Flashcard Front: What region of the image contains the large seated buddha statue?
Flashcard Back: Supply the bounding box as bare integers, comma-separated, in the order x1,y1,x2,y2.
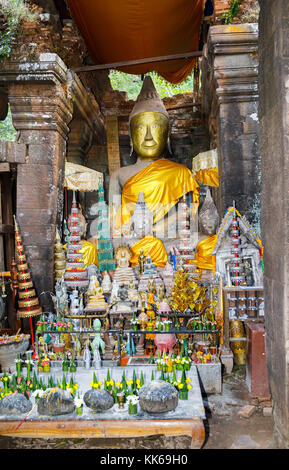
109,76,200,266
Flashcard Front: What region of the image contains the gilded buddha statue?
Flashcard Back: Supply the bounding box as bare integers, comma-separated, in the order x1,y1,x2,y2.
109,76,199,266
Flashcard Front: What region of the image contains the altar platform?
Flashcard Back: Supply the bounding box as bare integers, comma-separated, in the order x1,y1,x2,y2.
0,365,206,448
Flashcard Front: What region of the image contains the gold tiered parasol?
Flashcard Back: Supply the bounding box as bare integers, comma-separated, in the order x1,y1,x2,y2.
14,216,42,357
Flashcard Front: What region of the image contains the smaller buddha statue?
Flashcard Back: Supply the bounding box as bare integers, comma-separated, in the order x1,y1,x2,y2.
112,245,136,286
114,283,133,313
148,276,157,294
157,284,165,302
128,279,141,308
85,275,108,311
101,271,112,295
138,248,146,276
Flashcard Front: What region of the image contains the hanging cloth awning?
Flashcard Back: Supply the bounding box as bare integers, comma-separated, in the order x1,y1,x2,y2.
65,0,205,84
64,162,103,192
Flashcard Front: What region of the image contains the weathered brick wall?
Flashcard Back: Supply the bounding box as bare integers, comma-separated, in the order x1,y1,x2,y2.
258,0,289,448
214,0,259,23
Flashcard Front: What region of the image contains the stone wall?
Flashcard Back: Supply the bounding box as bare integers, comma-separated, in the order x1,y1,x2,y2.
258,0,289,448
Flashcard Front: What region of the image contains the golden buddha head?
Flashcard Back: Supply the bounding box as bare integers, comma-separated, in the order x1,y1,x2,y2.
129,76,170,160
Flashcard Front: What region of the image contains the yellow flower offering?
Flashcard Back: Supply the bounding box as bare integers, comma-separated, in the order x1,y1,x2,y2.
178,383,184,389
187,385,192,390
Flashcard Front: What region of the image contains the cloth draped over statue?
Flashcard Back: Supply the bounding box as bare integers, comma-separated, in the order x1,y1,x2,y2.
130,236,168,268
193,234,218,273
114,159,200,230
66,0,205,83
192,149,219,187
79,240,99,268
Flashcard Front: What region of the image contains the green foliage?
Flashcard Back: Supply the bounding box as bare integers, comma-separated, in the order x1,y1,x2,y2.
0,105,17,141
109,70,195,100
220,0,241,24
0,0,38,57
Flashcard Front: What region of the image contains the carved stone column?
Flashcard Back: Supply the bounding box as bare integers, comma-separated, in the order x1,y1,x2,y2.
202,24,260,232
0,54,73,310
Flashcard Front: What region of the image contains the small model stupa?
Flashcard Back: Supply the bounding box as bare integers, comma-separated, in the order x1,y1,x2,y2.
54,229,66,280
64,192,89,290
230,202,245,286
176,193,196,272
14,216,42,318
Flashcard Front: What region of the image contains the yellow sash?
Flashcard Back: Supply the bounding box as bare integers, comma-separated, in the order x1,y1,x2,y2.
115,158,199,230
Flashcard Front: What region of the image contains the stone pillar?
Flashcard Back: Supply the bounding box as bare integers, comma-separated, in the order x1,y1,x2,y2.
0,54,73,310
202,24,261,232
258,0,289,448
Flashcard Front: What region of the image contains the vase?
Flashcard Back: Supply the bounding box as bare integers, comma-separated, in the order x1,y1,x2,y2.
128,403,138,415
76,406,83,415
164,324,170,332
179,389,188,400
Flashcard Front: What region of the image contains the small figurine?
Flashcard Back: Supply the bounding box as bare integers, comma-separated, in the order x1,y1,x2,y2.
138,249,146,275
83,340,91,369
93,346,102,369
91,318,106,355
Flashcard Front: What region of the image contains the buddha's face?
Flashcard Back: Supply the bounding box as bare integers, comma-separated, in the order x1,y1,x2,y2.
130,112,169,159
199,212,219,235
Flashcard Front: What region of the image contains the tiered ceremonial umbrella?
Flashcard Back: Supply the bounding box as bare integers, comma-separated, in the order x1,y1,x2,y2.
14,216,42,357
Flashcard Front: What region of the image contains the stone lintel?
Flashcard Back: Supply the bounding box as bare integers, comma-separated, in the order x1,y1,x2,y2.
0,53,67,86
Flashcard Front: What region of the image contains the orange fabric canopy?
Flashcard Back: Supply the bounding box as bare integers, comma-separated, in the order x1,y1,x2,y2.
66,0,205,83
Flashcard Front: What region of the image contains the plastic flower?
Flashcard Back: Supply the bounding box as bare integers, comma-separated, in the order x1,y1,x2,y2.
74,397,83,408
115,382,122,389
187,384,192,390
126,380,133,386
90,382,99,389
178,383,184,390
186,378,191,383
127,395,139,405
32,389,45,398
